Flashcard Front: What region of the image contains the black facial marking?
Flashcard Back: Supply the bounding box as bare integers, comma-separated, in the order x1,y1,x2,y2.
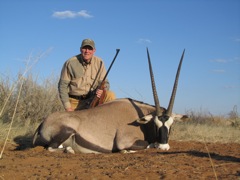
160,115,170,124
155,115,171,144
158,125,169,144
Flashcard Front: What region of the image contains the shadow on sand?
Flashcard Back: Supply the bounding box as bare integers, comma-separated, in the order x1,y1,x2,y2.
159,150,240,163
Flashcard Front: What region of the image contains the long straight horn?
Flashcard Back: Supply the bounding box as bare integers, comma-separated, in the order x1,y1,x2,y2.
166,49,185,116
147,47,162,116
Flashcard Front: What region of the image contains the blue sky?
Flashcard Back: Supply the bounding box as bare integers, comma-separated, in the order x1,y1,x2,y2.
0,0,239,115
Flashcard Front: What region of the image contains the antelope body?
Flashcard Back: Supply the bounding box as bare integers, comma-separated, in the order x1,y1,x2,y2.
33,99,169,153
32,48,185,153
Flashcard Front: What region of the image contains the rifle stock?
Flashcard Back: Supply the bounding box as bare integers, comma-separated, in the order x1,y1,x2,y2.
89,81,106,108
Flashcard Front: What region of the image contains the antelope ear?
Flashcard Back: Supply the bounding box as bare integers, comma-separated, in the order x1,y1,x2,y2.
172,113,189,122
137,114,153,124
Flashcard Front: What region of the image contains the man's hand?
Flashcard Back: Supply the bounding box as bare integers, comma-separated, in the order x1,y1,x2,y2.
96,89,103,98
66,107,74,112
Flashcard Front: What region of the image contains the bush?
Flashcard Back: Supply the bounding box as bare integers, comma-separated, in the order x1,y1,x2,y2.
0,71,64,131
185,107,239,128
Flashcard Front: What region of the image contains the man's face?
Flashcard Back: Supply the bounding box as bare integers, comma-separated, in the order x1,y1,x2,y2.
81,46,96,62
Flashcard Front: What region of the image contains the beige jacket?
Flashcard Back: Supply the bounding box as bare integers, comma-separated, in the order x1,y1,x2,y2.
58,54,110,109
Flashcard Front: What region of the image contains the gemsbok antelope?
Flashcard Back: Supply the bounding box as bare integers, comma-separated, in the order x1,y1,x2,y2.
32,48,185,153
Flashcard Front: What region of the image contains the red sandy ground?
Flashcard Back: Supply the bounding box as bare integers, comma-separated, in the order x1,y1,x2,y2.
0,140,239,180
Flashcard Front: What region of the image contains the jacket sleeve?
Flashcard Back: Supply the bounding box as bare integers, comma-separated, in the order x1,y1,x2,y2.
58,62,71,109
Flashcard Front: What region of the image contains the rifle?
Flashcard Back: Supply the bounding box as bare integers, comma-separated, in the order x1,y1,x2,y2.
89,49,120,108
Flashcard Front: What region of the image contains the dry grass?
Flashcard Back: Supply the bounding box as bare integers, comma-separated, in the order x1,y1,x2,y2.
171,122,240,144
170,107,240,144
0,52,63,146
0,72,63,143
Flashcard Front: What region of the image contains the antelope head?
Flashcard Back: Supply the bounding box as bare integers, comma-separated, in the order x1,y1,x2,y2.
145,48,185,150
